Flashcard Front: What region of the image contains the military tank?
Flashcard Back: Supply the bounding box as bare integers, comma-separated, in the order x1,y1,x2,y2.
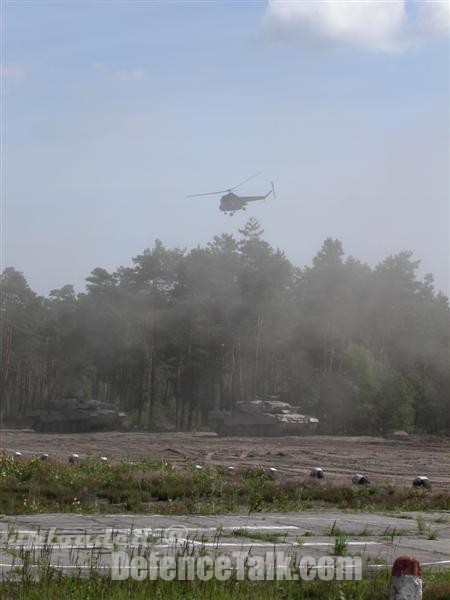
209,396,319,437
27,399,126,433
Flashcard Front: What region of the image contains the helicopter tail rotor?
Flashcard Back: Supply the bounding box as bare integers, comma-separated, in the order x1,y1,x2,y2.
271,181,276,200
264,181,276,202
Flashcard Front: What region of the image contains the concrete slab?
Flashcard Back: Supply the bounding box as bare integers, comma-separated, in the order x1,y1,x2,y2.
0,510,448,579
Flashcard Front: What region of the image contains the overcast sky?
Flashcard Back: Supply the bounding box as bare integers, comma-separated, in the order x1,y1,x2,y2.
2,0,449,296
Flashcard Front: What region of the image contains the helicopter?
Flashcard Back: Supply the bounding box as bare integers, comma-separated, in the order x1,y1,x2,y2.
187,174,275,216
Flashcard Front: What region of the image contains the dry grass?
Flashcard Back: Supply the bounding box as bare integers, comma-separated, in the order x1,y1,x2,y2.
0,456,449,515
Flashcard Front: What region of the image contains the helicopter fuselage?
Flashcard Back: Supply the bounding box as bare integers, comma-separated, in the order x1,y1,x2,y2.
219,193,246,212
219,192,268,214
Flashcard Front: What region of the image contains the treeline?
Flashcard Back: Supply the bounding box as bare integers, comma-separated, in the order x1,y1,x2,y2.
1,219,449,434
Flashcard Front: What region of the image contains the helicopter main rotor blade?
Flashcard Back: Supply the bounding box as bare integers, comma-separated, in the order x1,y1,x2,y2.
230,171,262,192
186,172,261,198
186,189,229,198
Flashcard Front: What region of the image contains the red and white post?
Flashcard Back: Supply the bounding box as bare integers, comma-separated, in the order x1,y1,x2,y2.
390,556,422,600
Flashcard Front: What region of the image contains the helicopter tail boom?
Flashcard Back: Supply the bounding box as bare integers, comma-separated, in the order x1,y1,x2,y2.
241,181,275,204
239,195,266,203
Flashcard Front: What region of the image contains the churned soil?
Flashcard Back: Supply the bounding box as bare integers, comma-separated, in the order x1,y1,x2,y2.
1,429,449,492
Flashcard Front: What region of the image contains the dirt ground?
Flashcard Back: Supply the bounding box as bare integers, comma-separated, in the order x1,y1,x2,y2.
1,429,449,491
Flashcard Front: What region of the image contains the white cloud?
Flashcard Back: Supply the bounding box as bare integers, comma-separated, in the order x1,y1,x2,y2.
263,0,450,52
0,65,26,80
113,67,146,82
414,0,450,37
